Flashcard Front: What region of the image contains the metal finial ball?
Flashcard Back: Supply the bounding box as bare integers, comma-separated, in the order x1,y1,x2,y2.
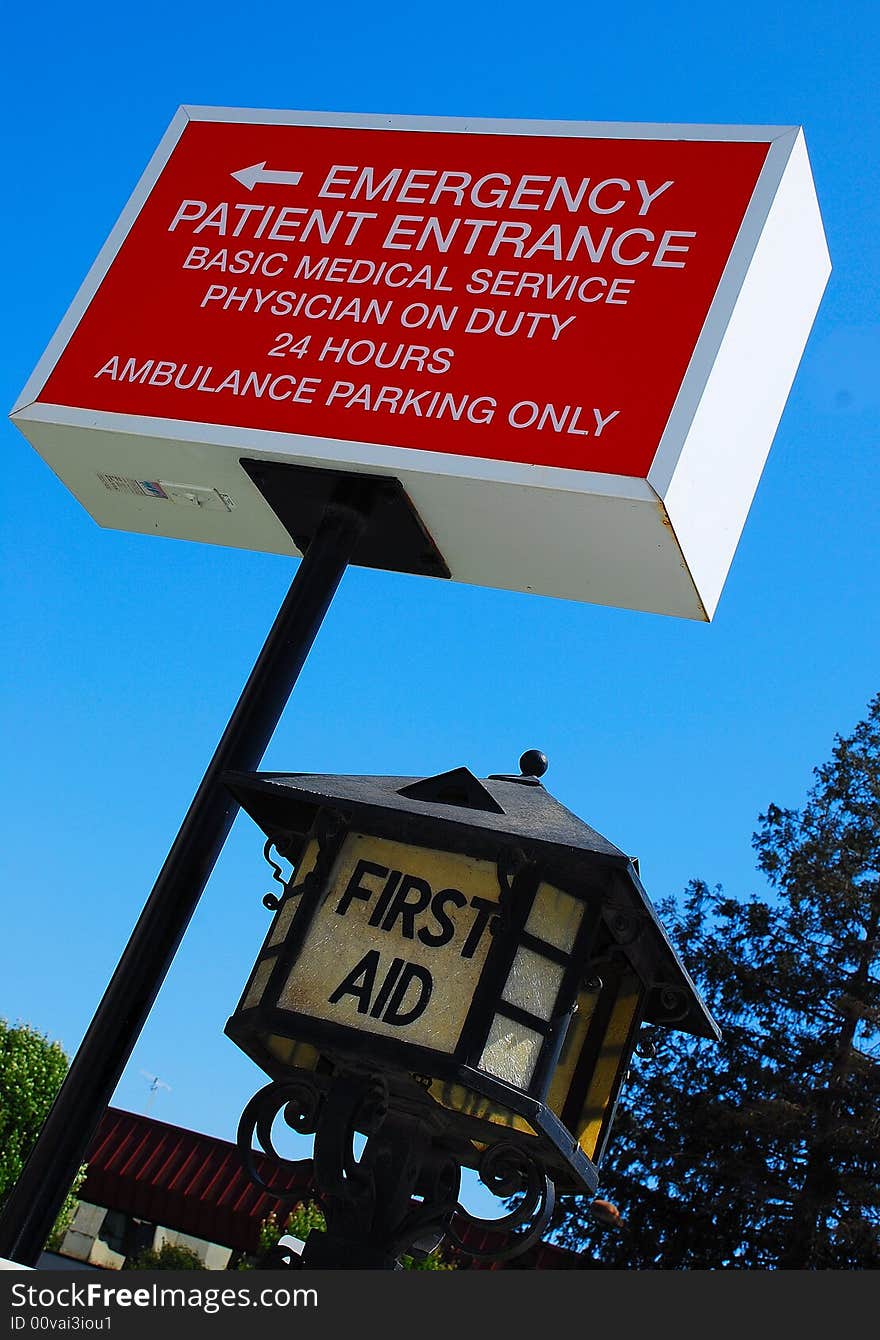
519,749,548,778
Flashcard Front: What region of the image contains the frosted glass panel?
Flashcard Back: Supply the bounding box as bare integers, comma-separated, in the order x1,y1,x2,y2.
268,897,299,947
277,830,500,1054
501,946,565,1021
242,957,275,1009
525,883,584,952
478,1015,543,1088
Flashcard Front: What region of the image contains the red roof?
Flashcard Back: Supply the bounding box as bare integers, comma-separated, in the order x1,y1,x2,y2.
81,1107,581,1267
81,1107,312,1254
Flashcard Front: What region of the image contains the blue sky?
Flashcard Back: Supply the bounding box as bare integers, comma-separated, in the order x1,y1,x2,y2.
1,1,878,1222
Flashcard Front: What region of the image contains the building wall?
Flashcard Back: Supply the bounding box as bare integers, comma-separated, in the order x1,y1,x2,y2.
58,1201,232,1271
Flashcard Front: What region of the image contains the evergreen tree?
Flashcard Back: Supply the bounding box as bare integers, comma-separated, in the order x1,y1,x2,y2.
556,694,880,1269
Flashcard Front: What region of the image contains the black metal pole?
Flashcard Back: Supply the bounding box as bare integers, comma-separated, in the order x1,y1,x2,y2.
0,486,374,1266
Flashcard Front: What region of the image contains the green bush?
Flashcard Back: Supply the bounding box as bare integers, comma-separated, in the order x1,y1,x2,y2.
124,1242,206,1270
44,1163,88,1252
247,1202,455,1270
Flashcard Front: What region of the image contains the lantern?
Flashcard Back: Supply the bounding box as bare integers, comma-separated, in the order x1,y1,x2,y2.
225,752,719,1266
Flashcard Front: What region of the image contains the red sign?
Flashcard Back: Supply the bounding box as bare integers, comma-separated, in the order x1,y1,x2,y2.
37,119,767,478
12,111,830,620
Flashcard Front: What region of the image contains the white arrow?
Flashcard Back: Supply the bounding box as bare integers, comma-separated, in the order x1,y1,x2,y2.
231,162,303,191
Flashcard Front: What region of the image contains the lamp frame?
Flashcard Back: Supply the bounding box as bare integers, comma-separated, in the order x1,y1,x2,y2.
225,804,654,1194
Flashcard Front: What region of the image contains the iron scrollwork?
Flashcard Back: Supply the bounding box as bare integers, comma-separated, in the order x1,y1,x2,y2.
445,1140,556,1262
261,808,349,912
606,905,642,946
651,983,690,1024
235,1070,558,1267
236,1077,324,1201
261,838,293,912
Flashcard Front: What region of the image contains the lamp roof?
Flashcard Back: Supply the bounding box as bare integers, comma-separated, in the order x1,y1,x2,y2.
225,764,628,863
